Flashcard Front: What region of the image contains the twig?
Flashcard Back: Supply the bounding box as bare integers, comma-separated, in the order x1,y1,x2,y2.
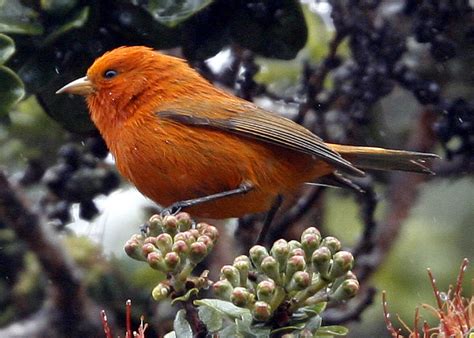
322,287,377,324
351,182,378,258
183,295,207,338
266,187,324,245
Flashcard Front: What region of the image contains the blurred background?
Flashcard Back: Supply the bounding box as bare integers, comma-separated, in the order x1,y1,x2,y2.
0,0,472,337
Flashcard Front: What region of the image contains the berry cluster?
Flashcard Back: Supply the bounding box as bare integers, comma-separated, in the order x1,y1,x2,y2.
407,1,470,62
213,227,358,324
435,98,474,159
42,135,119,224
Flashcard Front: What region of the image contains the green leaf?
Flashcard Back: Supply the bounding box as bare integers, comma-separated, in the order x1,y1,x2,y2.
194,299,251,319
230,0,307,60
304,315,322,333
0,33,14,64
43,7,89,46
171,288,199,305
316,325,349,336
198,304,223,332
218,323,238,337
174,309,193,338
0,66,25,115
271,323,306,335
40,0,78,16
141,0,214,28
301,302,327,315
0,1,43,35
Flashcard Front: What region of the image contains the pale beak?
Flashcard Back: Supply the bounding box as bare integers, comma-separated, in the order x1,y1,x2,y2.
56,76,94,96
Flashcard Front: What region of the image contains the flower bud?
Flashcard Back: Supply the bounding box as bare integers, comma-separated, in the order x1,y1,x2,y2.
174,231,196,246
312,247,331,278
234,255,251,265
256,280,275,303
230,287,253,307
270,239,289,271
212,279,233,300
189,241,208,264
331,279,359,301
152,282,170,301
301,227,321,238
288,271,311,291
249,245,269,268
197,235,213,250
147,251,165,271
320,236,341,255
189,229,200,239
124,236,146,261
252,301,272,321
142,242,158,257
143,236,157,246
301,233,321,259
290,248,305,257
233,259,250,287
288,240,302,253
162,215,178,236
176,212,193,231
155,233,173,254
221,265,240,287
148,214,164,235
164,252,181,272
260,256,280,283
201,224,219,241
172,240,189,257
285,255,306,284
329,251,354,280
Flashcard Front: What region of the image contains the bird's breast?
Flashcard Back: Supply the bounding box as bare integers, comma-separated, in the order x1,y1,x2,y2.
106,117,329,218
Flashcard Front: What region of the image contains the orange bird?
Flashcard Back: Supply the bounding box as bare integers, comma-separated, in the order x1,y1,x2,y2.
57,46,437,219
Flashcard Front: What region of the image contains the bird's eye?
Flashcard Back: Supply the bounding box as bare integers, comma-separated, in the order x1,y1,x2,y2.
103,69,118,79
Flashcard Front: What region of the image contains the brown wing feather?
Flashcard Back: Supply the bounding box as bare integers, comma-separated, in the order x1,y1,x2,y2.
156,100,365,177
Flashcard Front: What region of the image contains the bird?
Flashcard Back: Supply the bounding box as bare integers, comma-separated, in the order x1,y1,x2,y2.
56,46,438,220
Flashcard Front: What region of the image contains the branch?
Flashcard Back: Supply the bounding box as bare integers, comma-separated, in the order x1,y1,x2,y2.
353,109,439,284
0,171,102,336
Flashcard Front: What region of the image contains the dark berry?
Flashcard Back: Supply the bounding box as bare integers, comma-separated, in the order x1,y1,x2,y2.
43,163,75,197
430,36,456,62
102,171,120,194
48,201,71,224
414,81,440,105
86,136,109,159
79,200,99,220
19,159,45,186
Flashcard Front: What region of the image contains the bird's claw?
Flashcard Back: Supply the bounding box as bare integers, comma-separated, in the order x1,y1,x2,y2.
139,223,149,237
160,204,182,217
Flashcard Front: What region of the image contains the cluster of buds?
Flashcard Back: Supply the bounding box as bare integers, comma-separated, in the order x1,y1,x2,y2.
213,227,359,322
124,213,218,300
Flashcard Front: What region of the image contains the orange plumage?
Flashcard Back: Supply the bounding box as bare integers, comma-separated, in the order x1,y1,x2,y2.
57,46,437,218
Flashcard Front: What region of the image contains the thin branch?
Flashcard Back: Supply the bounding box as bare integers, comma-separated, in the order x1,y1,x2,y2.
322,287,377,324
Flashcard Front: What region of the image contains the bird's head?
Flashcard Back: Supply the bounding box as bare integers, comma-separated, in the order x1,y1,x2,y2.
57,46,193,130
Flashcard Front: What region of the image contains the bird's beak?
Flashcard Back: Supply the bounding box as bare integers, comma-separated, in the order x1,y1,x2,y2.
56,76,94,96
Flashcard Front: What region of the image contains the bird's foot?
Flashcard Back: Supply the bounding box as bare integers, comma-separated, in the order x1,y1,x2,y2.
139,223,149,237
160,203,183,217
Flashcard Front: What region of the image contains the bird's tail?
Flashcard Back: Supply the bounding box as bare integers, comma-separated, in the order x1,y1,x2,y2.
328,144,439,174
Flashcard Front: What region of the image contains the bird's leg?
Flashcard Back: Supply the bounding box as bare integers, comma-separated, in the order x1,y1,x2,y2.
160,181,254,216
256,194,284,245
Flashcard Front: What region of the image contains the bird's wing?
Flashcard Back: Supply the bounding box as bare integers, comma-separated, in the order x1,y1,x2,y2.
156,99,365,177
